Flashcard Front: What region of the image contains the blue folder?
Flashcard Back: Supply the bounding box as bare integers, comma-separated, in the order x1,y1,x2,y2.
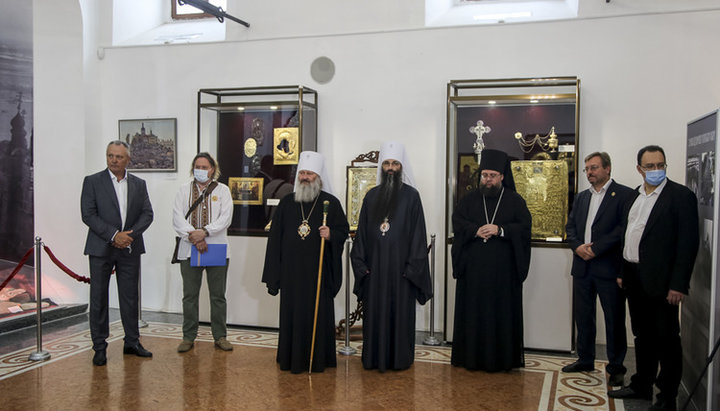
190,244,227,267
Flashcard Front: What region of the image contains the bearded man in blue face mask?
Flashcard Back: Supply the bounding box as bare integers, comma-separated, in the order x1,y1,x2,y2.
173,152,234,353
608,145,699,411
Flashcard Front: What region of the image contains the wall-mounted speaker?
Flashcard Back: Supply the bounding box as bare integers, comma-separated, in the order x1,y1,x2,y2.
310,56,335,85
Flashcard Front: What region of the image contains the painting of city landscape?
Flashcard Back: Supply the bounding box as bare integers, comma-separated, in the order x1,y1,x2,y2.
119,118,177,171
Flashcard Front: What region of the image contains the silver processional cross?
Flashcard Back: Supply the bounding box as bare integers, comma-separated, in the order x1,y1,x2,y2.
469,120,491,165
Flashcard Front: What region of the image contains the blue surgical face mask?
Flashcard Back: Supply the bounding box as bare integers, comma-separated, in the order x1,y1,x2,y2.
194,168,210,183
644,169,666,186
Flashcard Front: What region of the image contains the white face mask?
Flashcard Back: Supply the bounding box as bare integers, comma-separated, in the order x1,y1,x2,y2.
194,168,210,183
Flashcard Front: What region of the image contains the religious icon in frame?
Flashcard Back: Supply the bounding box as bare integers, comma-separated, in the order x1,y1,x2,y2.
273,127,299,165
457,154,480,203
511,159,569,241
229,177,264,205
346,166,377,231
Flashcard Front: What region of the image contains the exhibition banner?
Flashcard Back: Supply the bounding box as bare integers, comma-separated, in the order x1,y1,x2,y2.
684,109,719,411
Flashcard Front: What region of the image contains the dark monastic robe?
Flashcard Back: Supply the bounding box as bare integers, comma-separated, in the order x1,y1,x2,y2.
451,188,531,372
262,191,349,374
351,184,432,372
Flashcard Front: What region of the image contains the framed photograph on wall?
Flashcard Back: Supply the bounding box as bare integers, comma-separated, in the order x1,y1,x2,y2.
118,118,177,172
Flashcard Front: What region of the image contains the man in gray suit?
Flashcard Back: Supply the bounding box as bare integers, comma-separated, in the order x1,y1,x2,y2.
81,140,154,366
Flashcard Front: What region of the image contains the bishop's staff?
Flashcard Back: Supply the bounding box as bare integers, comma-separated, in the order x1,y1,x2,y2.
309,200,330,374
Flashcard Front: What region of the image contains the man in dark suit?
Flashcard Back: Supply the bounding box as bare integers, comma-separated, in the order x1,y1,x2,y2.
81,141,154,366
608,145,699,411
563,152,633,387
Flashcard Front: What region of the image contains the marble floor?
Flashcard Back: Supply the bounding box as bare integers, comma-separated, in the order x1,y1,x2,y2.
0,311,644,410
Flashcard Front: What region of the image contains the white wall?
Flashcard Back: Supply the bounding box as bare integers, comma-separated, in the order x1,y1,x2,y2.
33,0,86,307
226,0,424,41
33,2,720,347
112,0,165,45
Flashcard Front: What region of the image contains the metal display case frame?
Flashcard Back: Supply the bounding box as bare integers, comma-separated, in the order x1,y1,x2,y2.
197,86,318,236
445,77,580,247
443,76,581,343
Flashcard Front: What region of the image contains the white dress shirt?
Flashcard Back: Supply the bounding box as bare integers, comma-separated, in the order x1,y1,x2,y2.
623,178,668,263
109,169,128,242
584,179,612,244
172,180,234,260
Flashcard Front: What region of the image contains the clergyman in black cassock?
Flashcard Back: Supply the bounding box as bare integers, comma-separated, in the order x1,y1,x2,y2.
451,149,531,372
351,141,432,372
262,151,349,374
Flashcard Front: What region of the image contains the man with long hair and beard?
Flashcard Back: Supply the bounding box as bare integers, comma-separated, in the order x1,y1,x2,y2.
351,141,432,372
173,152,234,353
451,149,531,372
262,151,348,374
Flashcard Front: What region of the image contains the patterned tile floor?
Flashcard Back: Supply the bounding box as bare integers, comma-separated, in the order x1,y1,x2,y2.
0,321,625,410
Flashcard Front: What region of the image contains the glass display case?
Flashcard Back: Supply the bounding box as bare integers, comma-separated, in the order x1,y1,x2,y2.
446,77,580,245
198,86,318,236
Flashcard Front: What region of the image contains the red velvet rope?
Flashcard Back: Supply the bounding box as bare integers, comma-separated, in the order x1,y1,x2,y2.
43,245,91,284
0,247,34,293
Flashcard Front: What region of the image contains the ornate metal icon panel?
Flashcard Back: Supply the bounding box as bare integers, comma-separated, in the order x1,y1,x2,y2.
511,160,569,241
346,167,377,231
273,127,299,165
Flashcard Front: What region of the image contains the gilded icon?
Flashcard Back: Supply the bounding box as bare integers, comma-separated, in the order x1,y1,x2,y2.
457,154,479,202
346,166,378,231
229,177,264,205
273,127,299,165
511,159,569,241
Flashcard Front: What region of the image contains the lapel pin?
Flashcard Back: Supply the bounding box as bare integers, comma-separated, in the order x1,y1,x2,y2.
611,192,616,196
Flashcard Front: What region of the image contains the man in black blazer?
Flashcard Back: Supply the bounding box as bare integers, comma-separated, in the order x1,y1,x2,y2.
608,145,699,411
563,152,633,386
81,141,154,366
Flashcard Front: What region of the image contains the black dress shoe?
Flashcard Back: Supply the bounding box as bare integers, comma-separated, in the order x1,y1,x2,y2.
648,398,677,411
123,343,153,358
607,385,652,400
93,349,107,366
561,360,594,373
608,372,625,387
